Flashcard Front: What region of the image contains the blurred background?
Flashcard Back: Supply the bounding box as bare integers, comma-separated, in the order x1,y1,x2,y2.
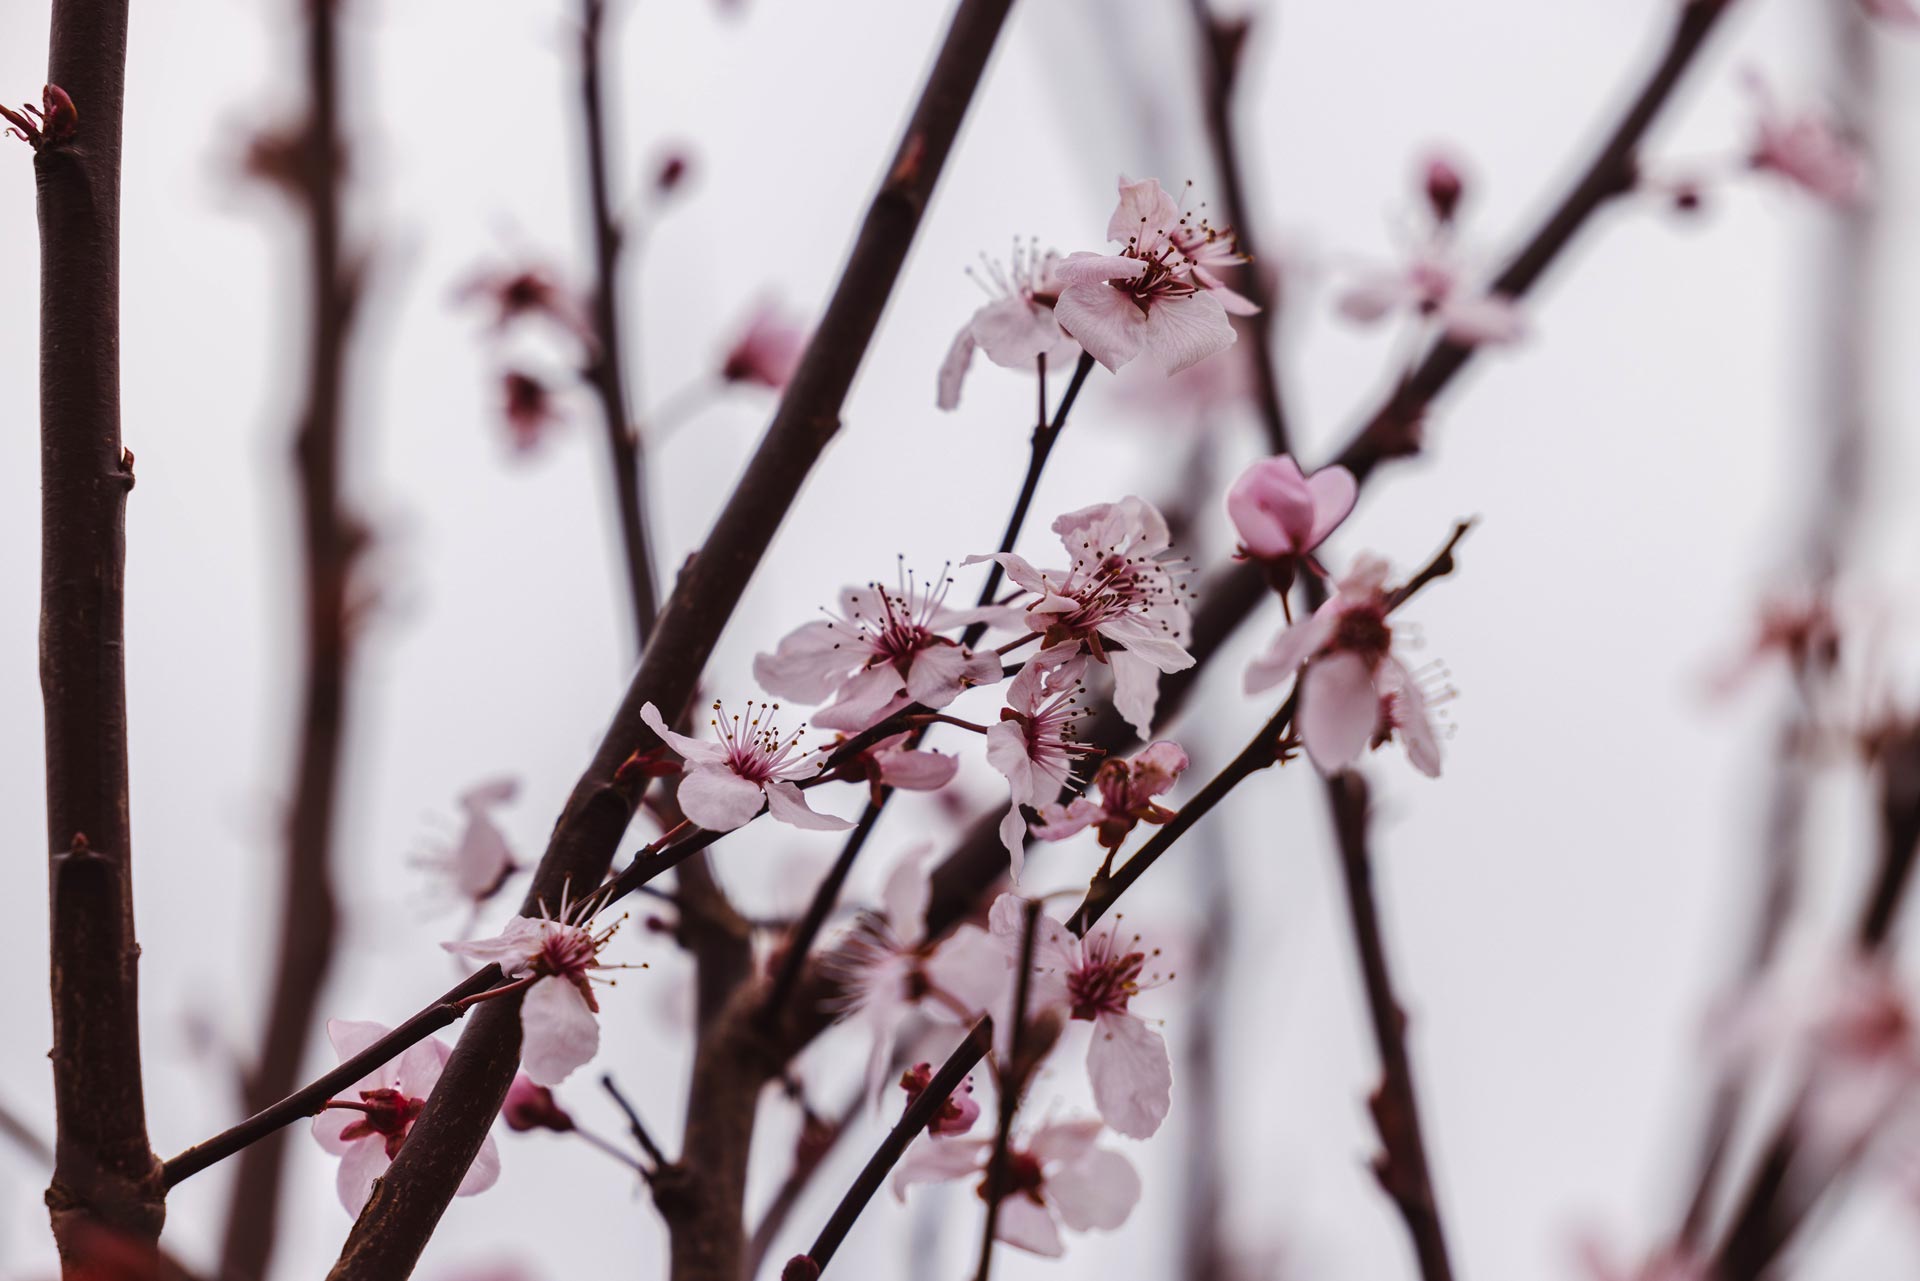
1,0,1918,1277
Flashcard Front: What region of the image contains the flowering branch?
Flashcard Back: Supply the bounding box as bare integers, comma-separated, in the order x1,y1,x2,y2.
216,2,366,1276
1324,774,1456,1281
578,0,661,645
974,898,1045,1281
320,4,1019,1275
27,0,166,1262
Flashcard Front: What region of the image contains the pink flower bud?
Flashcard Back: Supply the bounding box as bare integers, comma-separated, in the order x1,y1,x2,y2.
1226,455,1358,564
1422,153,1465,224
781,1257,821,1281
502,1073,574,1132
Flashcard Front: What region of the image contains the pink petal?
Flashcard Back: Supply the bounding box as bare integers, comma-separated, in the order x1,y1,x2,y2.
311,1106,361,1157
891,1135,991,1201
677,765,769,831
335,1138,389,1215
876,747,960,793
456,1134,502,1198
639,702,728,765
1031,796,1102,841
905,643,986,708
1138,290,1237,374
996,1196,1065,1257
1088,1012,1172,1139
1227,455,1315,557
1300,653,1380,774
1054,251,1149,287
1439,293,1526,346
937,324,977,411
1383,658,1444,778
1027,1117,1104,1164
1109,650,1162,739
1047,1148,1142,1233
879,842,935,940
752,620,855,703
392,1036,452,1099
970,296,1063,369
1052,283,1147,372
921,924,1010,1017
1106,175,1180,245
1243,609,1335,695
985,719,1037,803
998,805,1029,880
519,976,600,1086
1304,465,1359,549
764,780,855,831
1336,275,1414,325
812,663,906,733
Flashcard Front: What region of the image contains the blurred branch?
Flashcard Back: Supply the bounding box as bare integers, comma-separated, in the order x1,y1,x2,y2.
973,899,1043,1281
216,2,366,1277
30,0,165,1264
745,1090,860,1278
320,2,1021,1276
0,1097,53,1169
1179,819,1237,1281
1324,775,1456,1281
578,0,661,646
1188,0,1290,455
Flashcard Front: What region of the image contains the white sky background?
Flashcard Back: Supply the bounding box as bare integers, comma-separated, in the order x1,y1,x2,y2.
1,0,1919,1278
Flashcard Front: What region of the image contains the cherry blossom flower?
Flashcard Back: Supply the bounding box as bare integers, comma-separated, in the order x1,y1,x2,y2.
829,729,961,806
458,264,592,343
898,1062,981,1137
892,1117,1141,1257
0,84,77,152
1226,454,1359,589
753,571,1002,732
501,370,565,453
721,300,808,390
986,893,1174,1139
1244,555,1445,777
1744,72,1866,207
442,904,626,1085
1860,0,1920,26
969,496,1195,737
938,240,1082,411
1051,176,1244,375
1423,153,1466,224
311,1019,500,1213
639,700,852,832
1033,740,1188,852
985,653,1095,876
416,777,521,913
1336,237,1523,346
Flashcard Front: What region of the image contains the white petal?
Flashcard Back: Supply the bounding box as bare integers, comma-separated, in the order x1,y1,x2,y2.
937,324,977,411
877,747,960,793
1138,291,1237,375
677,765,768,831
1027,1116,1104,1164
891,1135,991,1201
880,842,935,940
1301,653,1380,774
764,780,855,831
1088,1013,1173,1139
639,702,727,764
752,620,856,703
1052,283,1147,372
335,1139,389,1216
456,1135,502,1198
312,1106,361,1157
997,1196,1066,1256
985,719,1036,803
519,977,600,1086
1242,610,1334,695
1047,1148,1142,1233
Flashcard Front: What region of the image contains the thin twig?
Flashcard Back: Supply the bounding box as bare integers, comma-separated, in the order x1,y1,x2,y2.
974,899,1042,1281
602,1073,669,1171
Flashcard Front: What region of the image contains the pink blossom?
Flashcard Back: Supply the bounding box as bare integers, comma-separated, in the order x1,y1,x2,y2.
457,264,592,343
721,300,808,390
311,1019,501,1213
1423,152,1466,224
1226,454,1358,574
442,904,625,1085
826,729,963,807
1336,238,1523,346
753,572,1003,732
1708,589,1840,698
501,370,565,453
1033,740,1188,852
1244,555,1445,777
985,894,1174,1139
892,1117,1141,1256
985,653,1095,877
1575,1238,1704,1281
1860,0,1920,25
1744,72,1866,206
416,777,520,910
639,700,853,832
1051,176,1244,375
898,1062,981,1137
969,496,1195,737
830,842,939,1095
501,1072,574,1133
938,241,1082,410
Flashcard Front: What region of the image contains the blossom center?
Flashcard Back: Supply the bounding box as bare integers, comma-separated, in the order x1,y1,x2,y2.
1068,949,1146,1020
1331,606,1392,665
339,1087,426,1159
977,1149,1048,1205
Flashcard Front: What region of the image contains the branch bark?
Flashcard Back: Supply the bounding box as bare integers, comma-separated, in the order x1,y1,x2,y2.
322,3,1018,1275
33,0,164,1265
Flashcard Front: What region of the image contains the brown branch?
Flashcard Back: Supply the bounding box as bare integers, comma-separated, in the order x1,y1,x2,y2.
578,0,660,646
30,0,164,1265
321,3,1019,1276
215,3,364,1277
973,898,1043,1281
1324,774,1456,1281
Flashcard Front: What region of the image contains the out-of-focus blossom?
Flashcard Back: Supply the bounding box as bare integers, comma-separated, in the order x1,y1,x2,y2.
754,571,1002,732
312,1019,500,1212
654,149,692,195
985,653,1095,876
1744,72,1866,207
416,777,521,911
1051,176,1246,375
898,1062,981,1137
1860,0,1920,25
1337,239,1523,346
892,1117,1141,1256
1245,555,1446,777
501,1072,574,1133
836,730,961,805
501,370,565,453
830,842,940,1095
1423,152,1466,224
639,700,852,832
458,265,593,342
1033,741,1187,852
1227,454,1358,590
443,904,626,1085
721,301,808,390
969,496,1195,738
1707,589,1841,698
938,240,1082,410
1575,1237,1705,1281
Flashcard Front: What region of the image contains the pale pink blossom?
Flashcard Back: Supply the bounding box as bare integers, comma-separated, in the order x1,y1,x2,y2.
753,572,1002,732
1336,238,1523,346
1226,454,1358,575
311,1019,501,1213
1575,1237,1704,1281
501,370,566,453
986,893,1174,1139
897,1061,981,1137
969,497,1195,737
442,904,625,1085
1744,72,1866,206
1051,176,1244,375
1033,740,1187,852
416,778,520,911
639,700,853,832
1244,555,1445,777
721,300,808,390
825,729,963,807
1860,0,1920,26
829,842,940,1095
1707,589,1840,698
892,1117,1141,1257
457,264,593,344
985,653,1095,877
938,240,1082,410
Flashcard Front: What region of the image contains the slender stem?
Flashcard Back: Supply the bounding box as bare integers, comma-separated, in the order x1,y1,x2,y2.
761,800,886,1023
1324,774,1456,1281
217,3,362,1275
33,0,159,1260
602,1074,669,1169
570,1122,654,1176
974,900,1042,1281
579,0,661,647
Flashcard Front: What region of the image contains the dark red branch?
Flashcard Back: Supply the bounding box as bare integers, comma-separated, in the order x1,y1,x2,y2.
32,0,163,1265
321,4,1018,1275
973,898,1043,1281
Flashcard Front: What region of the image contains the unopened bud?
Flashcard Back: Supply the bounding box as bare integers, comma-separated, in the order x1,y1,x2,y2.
655,149,690,194
1422,153,1465,224
781,1256,821,1281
